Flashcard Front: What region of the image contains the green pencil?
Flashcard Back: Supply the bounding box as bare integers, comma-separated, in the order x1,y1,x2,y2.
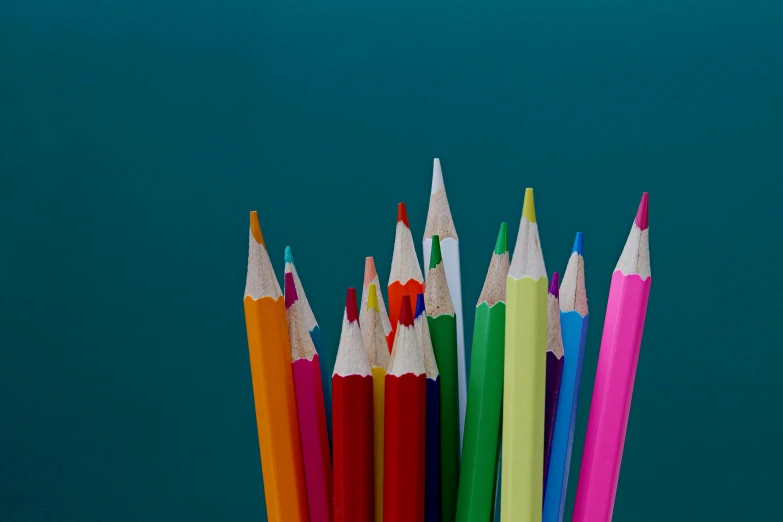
426,235,459,521
455,223,509,522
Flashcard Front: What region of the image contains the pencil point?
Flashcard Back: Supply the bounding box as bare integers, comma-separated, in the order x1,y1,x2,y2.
284,246,294,266
284,272,298,308
494,222,509,254
398,295,414,327
367,283,380,311
249,211,265,245
429,235,443,269
549,272,560,299
346,288,359,323
572,232,584,255
431,158,444,193
635,192,649,230
397,202,410,228
414,293,426,319
522,188,537,223
364,257,377,285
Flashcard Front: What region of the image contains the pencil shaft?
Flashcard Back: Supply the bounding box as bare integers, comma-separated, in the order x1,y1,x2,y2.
500,277,547,522
292,354,334,522
371,367,386,522
572,272,650,522
333,374,374,522
428,314,459,521
244,296,309,522
543,353,563,489
425,377,441,522
384,373,426,522
543,312,589,522
456,302,505,522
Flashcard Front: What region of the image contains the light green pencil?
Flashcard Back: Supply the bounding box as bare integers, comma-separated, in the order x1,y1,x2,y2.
500,188,548,522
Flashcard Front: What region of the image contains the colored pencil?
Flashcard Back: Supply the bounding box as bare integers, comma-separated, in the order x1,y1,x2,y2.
413,293,441,522
456,222,509,522
572,194,651,522
361,283,390,522
492,444,502,522
425,235,459,522
543,233,589,522
543,272,564,490
243,211,308,522
361,257,393,352
333,288,374,522
384,297,426,522
388,202,425,348
423,158,467,451
285,247,333,522
500,188,548,522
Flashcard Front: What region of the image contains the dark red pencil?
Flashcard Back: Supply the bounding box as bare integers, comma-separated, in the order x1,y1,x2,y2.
333,288,374,522
384,297,427,522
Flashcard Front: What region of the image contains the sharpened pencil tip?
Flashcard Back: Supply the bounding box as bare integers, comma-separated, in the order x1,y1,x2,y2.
346,288,359,324
522,188,537,223
572,232,584,255
364,257,377,285
249,211,265,245
431,158,444,193
414,293,426,319
397,202,410,227
284,246,294,266
549,272,560,298
284,272,298,308
399,295,414,327
494,222,509,254
635,192,649,230
429,235,443,268
367,283,379,311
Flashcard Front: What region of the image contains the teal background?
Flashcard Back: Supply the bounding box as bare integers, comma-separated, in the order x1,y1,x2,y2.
1,1,781,520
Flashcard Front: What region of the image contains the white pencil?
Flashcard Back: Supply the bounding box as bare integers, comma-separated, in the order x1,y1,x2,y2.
423,158,466,452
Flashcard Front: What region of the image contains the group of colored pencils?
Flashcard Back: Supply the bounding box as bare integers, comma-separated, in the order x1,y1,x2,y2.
243,159,651,522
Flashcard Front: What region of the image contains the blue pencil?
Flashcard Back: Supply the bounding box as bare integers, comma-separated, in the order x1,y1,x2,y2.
543,233,590,522
415,294,442,522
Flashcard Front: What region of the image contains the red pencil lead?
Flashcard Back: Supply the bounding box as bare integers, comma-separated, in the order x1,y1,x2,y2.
398,295,414,327
397,202,410,227
346,288,359,324
634,192,649,231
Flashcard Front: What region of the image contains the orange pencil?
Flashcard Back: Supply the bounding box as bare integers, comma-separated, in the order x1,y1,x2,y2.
243,211,309,522
388,203,425,349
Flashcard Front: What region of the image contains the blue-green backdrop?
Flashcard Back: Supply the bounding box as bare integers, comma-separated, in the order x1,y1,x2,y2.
2,1,781,520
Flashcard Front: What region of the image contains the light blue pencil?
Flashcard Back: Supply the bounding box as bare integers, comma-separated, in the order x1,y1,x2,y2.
542,233,589,522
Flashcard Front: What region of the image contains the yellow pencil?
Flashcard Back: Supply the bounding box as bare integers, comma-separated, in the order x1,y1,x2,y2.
362,283,390,522
500,189,548,522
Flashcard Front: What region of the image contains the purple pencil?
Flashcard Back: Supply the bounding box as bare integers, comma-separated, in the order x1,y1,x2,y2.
543,272,564,492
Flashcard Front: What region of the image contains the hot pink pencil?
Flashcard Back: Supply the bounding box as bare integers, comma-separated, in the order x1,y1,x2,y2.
572,193,651,522
285,249,333,522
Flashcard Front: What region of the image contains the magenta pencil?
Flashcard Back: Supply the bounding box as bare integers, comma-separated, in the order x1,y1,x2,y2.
285,250,333,522
572,193,651,522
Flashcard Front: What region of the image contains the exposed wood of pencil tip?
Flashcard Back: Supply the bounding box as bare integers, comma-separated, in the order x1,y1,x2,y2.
546,276,565,359
508,188,547,280
362,283,390,370
245,211,282,299
477,222,510,307
388,299,425,377
424,158,458,241
333,289,372,377
615,193,651,279
414,295,440,380
284,248,319,361
390,203,425,285
560,233,588,317
361,257,392,336
424,236,455,317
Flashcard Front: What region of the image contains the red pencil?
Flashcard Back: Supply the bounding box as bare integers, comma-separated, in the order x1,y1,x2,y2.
384,297,426,522
388,203,425,350
333,288,374,522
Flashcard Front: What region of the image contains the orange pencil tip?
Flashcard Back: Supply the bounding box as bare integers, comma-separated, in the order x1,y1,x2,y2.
397,202,410,227
249,211,265,245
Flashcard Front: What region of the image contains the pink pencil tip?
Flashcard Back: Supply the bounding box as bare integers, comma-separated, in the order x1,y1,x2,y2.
634,192,649,230
397,202,410,227
345,288,359,323
364,257,377,285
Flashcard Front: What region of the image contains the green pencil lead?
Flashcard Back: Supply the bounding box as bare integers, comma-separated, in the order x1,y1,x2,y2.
429,235,443,269
494,223,508,255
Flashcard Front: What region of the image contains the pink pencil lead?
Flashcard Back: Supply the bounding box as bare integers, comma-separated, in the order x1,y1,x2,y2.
634,192,649,231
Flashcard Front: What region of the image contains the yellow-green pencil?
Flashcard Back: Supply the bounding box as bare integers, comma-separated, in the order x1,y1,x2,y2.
500,188,548,522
